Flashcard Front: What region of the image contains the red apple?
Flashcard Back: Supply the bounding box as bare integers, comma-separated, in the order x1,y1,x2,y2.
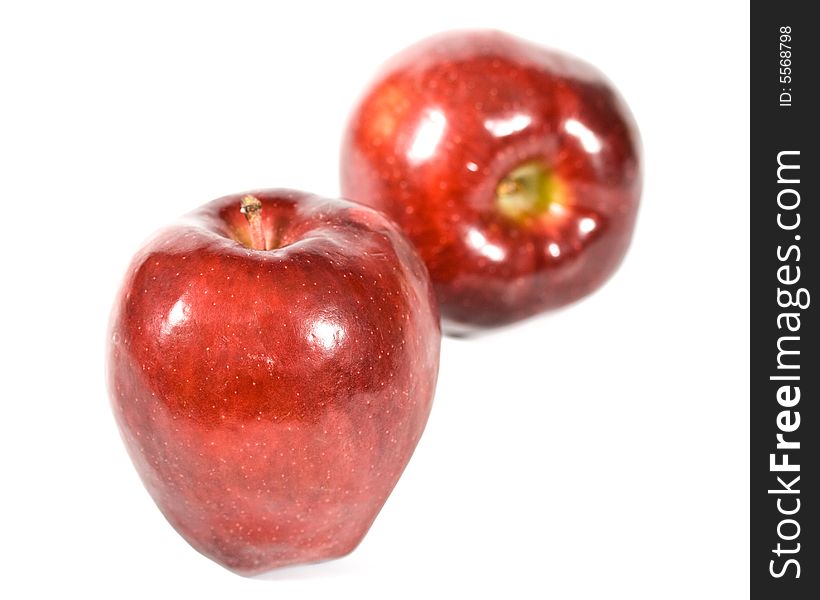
107,189,440,575
341,30,642,331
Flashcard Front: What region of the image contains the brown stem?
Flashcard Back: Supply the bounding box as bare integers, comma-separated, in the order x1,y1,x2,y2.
240,195,266,250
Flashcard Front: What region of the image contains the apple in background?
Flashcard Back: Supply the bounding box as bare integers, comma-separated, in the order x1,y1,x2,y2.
107,190,440,575
341,30,642,332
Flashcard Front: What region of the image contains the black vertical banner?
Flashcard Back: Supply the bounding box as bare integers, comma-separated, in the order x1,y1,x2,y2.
751,3,817,598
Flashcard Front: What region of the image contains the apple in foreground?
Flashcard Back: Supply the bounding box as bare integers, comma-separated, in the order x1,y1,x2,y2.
341,30,642,331
107,190,440,574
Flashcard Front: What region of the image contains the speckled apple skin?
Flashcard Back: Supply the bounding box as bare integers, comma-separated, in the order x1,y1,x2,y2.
341,30,642,331
107,190,440,575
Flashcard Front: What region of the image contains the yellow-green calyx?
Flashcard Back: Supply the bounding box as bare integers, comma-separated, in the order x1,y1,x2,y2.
495,161,564,222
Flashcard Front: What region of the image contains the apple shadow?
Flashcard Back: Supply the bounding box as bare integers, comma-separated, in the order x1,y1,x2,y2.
441,299,578,341
251,555,362,581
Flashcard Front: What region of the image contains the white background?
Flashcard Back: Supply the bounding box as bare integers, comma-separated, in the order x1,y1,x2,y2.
0,1,749,597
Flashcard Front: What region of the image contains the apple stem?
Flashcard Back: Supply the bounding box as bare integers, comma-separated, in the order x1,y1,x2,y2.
240,195,266,250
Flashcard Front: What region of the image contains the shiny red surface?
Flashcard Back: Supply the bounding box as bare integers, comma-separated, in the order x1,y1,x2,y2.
341,30,642,331
107,190,440,574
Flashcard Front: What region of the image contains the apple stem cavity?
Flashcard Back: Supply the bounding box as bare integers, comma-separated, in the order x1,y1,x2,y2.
495,161,564,223
240,195,267,250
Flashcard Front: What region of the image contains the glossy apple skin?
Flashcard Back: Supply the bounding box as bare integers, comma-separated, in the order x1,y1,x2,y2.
107,190,440,575
341,30,642,331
